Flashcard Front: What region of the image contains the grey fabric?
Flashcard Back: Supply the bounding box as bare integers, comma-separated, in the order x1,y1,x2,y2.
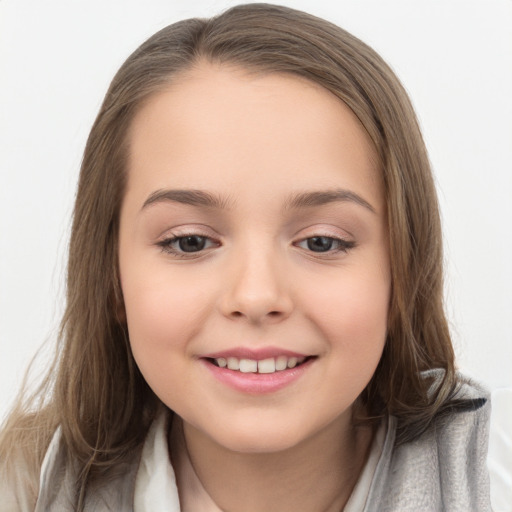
32,373,491,511
366,377,491,511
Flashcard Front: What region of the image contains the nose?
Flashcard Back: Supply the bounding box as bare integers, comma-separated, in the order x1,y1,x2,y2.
219,247,293,324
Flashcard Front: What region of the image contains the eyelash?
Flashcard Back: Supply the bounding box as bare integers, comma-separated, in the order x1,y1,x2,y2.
156,234,219,258
156,233,355,258
294,236,356,254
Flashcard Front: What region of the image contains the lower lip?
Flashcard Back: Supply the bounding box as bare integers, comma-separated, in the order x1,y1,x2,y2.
201,358,315,394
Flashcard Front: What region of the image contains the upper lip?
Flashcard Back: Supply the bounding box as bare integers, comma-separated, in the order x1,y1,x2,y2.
201,346,310,360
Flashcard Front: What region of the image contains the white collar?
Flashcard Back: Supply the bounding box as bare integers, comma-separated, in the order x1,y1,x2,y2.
134,410,181,511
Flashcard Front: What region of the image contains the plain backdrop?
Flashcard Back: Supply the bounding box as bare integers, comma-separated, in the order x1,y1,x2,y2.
1,0,511,421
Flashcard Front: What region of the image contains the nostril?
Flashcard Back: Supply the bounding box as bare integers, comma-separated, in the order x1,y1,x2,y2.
229,310,283,321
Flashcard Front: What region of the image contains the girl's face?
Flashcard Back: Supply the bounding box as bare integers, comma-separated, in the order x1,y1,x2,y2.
119,64,390,453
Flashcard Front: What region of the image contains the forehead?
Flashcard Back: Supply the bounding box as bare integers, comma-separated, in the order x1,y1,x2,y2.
125,63,383,212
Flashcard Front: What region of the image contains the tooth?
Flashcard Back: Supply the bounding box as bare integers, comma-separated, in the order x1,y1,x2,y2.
275,356,288,371
227,357,240,370
258,358,276,374
239,359,257,373
216,357,227,368
287,357,298,369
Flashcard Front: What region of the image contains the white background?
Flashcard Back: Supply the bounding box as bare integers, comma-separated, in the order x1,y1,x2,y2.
1,0,511,421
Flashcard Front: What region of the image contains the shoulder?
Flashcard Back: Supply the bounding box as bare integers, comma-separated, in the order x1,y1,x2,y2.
0,407,60,512
488,387,512,511
366,372,492,512
0,449,40,512
34,426,142,511
422,372,491,485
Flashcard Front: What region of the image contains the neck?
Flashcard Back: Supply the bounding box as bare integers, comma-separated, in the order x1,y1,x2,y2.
171,413,373,512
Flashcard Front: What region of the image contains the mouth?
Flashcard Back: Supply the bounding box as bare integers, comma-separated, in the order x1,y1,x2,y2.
204,355,316,374
201,352,317,393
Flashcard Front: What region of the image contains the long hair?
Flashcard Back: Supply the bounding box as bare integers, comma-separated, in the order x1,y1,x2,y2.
0,3,458,506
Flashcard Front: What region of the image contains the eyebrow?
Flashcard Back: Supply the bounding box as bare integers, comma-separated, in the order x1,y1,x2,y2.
141,187,376,214
141,189,233,210
285,189,376,213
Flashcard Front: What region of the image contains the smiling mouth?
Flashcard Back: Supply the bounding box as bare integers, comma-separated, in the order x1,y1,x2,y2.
205,355,315,374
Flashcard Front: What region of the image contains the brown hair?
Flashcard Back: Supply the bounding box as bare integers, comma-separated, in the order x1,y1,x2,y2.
0,3,459,506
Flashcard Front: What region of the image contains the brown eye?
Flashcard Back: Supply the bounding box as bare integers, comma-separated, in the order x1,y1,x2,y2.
295,236,355,254
307,236,334,252
157,234,218,256
177,235,207,252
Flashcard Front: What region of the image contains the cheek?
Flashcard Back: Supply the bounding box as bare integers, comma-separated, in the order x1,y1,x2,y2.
288,264,390,426
124,285,184,347
306,264,390,355
122,264,205,338
120,270,209,382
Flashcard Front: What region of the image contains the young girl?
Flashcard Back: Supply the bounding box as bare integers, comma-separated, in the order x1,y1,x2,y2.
0,4,491,511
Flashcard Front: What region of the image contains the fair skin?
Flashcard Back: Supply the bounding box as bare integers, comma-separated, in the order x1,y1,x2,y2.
119,63,390,511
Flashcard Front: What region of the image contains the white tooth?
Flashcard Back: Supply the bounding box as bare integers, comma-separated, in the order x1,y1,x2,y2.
287,357,298,369
239,359,257,373
275,356,288,371
297,356,306,365
258,358,276,374
227,357,240,370
216,357,227,368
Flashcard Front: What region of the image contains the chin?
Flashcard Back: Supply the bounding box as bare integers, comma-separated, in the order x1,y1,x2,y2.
219,431,303,454
204,415,313,454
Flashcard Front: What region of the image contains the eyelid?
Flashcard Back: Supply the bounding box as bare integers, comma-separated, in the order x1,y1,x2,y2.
292,224,353,241
155,223,218,240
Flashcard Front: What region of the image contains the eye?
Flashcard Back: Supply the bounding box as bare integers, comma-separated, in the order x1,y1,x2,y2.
296,236,355,253
157,234,218,255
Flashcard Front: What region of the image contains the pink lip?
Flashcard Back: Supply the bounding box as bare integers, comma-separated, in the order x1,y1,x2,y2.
201,346,309,360
201,356,315,394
